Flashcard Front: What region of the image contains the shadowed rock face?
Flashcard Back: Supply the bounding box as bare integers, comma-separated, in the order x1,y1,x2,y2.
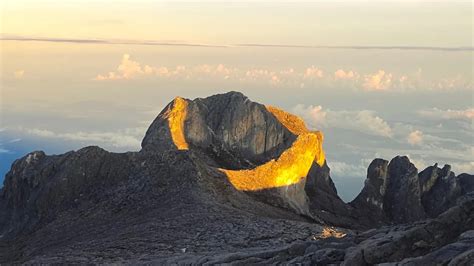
384,156,425,223
350,159,389,226
0,91,472,264
351,156,474,226
419,164,471,217
142,92,297,169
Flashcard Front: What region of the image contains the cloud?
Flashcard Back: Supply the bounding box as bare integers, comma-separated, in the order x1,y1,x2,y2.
95,54,154,80
418,108,474,120
451,161,474,174
362,70,393,91
93,54,471,91
293,105,393,137
334,69,358,80
21,127,144,149
14,70,25,79
407,130,424,146
298,105,327,126
328,160,367,178
303,66,324,79
406,154,474,174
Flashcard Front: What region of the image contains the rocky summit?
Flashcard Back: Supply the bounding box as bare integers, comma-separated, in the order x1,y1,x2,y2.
0,91,473,264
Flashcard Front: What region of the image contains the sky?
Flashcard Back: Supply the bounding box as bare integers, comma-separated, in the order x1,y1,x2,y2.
1,0,473,201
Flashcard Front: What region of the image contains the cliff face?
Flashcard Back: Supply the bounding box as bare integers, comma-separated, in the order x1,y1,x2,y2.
142,92,298,169
0,91,472,264
141,91,331,217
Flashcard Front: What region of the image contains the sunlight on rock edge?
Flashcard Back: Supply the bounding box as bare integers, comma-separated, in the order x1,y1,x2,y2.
220,133,322,191
168,97,189,150
266,105,325,167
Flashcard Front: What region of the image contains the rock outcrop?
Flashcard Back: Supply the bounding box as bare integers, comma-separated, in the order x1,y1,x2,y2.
350,158,389,226
0,91,472,264
142,92,298,168
351,156,474,227
142,91,331,217
384,156,425,223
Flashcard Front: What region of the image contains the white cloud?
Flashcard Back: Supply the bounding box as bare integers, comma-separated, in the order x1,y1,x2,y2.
434,75,473,91
14,70,25,79
95,54,153,80
21,127,144,149
328,160,367,178
418,107,474,120
303,66,324,79
334,69,358,80
293,105,393,138
292,104,327,127
451,161,474,174
362,70,393,91
407,130,424,146
406,154,474,174
93,54,471,92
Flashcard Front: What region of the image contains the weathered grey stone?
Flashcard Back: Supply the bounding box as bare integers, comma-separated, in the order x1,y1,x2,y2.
0,91,472,265
384,156,425,223
350,158,389,227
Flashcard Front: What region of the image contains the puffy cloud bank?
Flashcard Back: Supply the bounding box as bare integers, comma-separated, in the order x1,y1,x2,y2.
94,54,472,92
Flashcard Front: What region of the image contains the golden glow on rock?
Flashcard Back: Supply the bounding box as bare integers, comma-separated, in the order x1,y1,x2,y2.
266,105,325,167
265,105,308,135
221,133,319,191
313,131,325,167
313,227,347,239
168,97,189,150
219,105,327,191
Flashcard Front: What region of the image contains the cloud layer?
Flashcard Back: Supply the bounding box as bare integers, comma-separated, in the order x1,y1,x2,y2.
292,105,393,138
94,54,472,92
18,127,144,149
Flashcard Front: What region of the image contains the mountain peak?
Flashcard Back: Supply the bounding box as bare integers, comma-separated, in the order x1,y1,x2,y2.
142,91,324,168
1,91,473,264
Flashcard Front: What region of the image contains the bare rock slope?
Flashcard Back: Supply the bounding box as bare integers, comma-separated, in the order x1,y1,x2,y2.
0,91,472,264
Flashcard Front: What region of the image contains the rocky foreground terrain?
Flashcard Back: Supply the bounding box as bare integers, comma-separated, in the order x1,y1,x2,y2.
0,91,473,264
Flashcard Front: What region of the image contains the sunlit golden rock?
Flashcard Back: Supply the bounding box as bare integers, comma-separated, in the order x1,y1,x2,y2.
143,92,326,194
266,105,325,166
167,97,189,150
312,227,347,239
221,133,320,191
220,106,326,191
265,105,309,135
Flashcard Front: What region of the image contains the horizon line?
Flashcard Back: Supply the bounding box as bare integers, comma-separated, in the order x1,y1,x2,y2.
1,35,473,52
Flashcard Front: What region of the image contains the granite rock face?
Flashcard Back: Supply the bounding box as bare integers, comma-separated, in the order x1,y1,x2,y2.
305,161,357,228
142,92,295,169
350,156,426,225
384,156,425,223
350,158,389,226
351,156,474,227
0,91,472,264
419,163,464,217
